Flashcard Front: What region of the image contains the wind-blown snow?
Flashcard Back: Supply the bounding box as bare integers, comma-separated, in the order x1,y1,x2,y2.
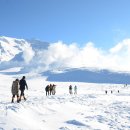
0,73,130,130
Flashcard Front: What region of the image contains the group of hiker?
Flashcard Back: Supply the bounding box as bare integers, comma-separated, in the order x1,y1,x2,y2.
11,76,79,103
11,76,129,103
45,84,56,96
105,89,120,94
69,85,77,95
11,76,28,103
45,84,78,96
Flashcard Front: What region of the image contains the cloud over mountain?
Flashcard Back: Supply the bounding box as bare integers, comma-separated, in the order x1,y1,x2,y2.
39,39,130,72
22,43,35,64
0,36,130,73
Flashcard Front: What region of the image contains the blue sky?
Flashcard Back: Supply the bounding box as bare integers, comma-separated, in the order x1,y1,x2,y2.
0,0,130,49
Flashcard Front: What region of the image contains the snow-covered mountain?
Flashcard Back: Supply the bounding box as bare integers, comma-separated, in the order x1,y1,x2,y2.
0,36,49,71
1,36,130,84
27,39,49,51
0,36,29,62
0,36,49,63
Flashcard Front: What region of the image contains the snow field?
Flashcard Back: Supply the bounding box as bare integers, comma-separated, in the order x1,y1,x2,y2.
0,74,130,130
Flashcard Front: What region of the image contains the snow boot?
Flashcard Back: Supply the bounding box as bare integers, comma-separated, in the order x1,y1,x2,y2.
19,96,21,102
24,97,26,101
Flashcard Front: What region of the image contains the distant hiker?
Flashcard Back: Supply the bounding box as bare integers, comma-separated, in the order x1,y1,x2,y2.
52,84,56,95
124,84,127,87
11,79,20,103
117,90,119,93
45,85,50,96
69,85,73,95
74,85,77,94
49,84,53,95
111,90,113,94
19,76,28,101
105,90,107,94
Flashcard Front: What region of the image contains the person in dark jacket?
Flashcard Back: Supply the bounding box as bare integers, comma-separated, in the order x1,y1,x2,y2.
105,90,107,94
19,76,28,101
45,85,50,96
49,84,53,95
69,85,73,95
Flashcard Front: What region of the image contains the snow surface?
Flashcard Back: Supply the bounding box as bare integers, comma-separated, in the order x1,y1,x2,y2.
0,72,130,130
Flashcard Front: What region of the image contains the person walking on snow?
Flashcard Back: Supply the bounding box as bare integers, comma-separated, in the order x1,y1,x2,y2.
49,84,53,95
19,76,28,101
11,79,20,103
45,85,50,96
74,85,77,94
52,84,56,95
69,85,73,95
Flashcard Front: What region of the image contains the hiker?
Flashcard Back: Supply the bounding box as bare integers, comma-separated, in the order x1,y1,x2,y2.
19,76,28,101
45,85,50,96
124,84,127,87
11,79,20,103
69,85,73,95
111,90,113,94
105,90,107,94
52,84,56,95
74,85,77,94
49,84,53,95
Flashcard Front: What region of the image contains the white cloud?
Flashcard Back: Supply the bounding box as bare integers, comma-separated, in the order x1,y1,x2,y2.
107,39,130,72
22,44,35,64
37,39,130,72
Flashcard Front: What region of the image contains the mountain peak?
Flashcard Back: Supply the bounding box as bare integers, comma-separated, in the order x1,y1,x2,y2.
0,36,30,62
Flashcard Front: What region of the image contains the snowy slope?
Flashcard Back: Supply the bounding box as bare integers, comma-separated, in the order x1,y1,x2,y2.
27,39,49,51
0,36,30,62
0,72,130,130
0,36,49,63
0,36,50,72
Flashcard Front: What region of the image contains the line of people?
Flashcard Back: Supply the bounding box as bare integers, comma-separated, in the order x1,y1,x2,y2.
11,76,28,103
11,76,78,102
45,84,56,96
105,90,120,94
